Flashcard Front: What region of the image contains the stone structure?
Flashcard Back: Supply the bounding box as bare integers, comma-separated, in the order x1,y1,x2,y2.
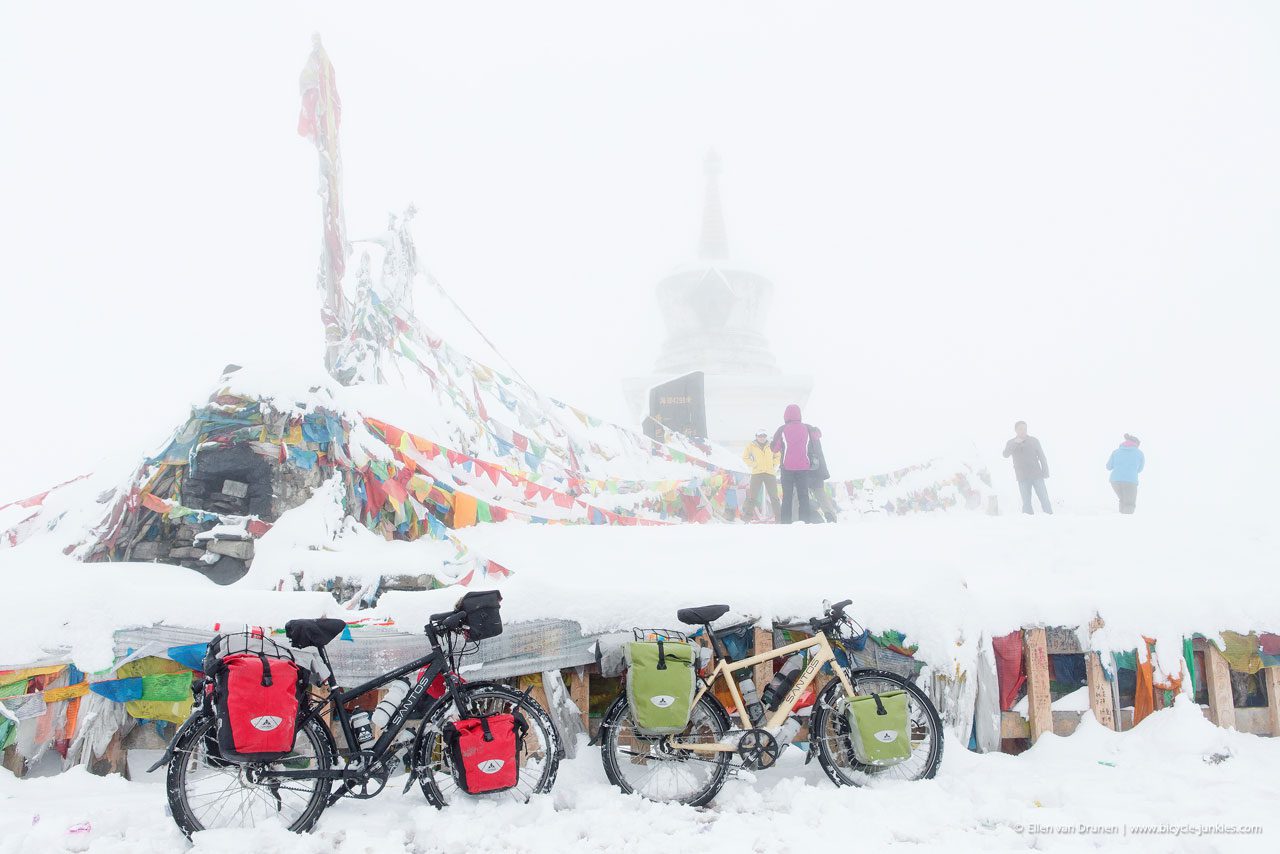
624,152,812,447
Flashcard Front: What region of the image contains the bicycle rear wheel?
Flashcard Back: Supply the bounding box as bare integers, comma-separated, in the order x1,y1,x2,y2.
166,714,333,835
599,692,732,807
414,683,561,807
811,668,944,787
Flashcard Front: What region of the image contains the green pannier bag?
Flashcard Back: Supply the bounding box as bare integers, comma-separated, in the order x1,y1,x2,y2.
626,640,696,734
846,690,912,766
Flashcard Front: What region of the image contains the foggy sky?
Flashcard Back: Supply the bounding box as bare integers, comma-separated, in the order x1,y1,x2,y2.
2,1,1277,513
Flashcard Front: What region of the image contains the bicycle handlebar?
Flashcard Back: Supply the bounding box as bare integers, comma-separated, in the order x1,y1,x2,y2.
425,610,468,645
430,611,467,630
809,599,853,635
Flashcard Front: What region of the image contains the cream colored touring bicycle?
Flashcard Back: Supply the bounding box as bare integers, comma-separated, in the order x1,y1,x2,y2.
598,599,944,805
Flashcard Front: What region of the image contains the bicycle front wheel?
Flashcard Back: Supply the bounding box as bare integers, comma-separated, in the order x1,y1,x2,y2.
414,683,561,807
166,714,333,835
811,668,944,787
599,692,732,807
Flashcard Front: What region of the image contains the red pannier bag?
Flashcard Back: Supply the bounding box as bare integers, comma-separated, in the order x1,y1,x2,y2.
443,713,527,794
212,652,303,763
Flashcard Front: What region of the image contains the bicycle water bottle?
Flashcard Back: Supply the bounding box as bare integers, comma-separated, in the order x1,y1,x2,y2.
696,645,713,675
350,710,375,747
775,716,802,748
736,678,766,726
761,654,805,710
371,678,412,730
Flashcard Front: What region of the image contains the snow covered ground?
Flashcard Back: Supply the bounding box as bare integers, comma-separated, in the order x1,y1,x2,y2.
3,501,1275,852
1,699,1276,853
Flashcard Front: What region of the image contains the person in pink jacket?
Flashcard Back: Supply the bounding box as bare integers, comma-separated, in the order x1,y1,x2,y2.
771,404,821,524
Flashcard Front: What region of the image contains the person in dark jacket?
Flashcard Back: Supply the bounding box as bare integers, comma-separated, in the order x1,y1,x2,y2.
1003,421,1052,514
807,434,839,522
1106,434,1145,514
771,403,820,524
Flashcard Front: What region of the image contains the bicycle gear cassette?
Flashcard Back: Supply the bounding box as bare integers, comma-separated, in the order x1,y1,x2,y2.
736,728,780,770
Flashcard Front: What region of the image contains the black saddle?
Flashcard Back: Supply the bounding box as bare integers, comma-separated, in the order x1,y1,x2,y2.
677,604,730,625
285,618,347,650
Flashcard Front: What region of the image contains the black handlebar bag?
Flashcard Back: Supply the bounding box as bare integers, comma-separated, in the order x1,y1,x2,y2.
457,590,503,641
206,635,305,764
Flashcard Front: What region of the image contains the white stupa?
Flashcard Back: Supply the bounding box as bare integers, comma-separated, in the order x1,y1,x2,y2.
624,151,813,447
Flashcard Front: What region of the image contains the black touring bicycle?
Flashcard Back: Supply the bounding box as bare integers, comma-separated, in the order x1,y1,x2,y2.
152,591,562,834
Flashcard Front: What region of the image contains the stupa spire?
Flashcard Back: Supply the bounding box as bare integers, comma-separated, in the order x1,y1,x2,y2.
699,149,729,260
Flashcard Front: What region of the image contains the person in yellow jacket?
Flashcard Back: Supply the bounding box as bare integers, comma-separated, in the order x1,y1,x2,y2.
741,429,781,522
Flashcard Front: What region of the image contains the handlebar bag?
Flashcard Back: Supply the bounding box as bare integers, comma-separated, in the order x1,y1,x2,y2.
443,713,527,794
845,690,911,766
457,590,503,641
625,640,696,734
210,652,304,763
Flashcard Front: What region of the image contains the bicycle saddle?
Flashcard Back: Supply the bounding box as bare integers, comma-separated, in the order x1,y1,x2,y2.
676,604,730,625
284,618,347,649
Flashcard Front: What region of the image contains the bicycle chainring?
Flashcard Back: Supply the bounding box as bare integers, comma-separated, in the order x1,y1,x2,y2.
736,728,780,770
342,761,390,799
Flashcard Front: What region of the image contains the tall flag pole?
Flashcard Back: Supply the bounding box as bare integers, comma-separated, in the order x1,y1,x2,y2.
298,34,350,380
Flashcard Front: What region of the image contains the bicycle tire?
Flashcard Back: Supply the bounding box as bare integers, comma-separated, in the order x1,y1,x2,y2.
599,692,732,807
811,667,944,787
413,683,561,808
166,713,334,836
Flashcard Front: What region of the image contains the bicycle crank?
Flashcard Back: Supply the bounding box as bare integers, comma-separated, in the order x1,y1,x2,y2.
736,728,780,771
342,763,390,799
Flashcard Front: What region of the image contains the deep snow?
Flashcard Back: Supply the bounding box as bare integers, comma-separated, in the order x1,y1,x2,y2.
0,698,1275,853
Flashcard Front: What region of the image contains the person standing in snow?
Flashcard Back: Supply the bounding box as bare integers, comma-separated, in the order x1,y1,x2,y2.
806,433,840,523
1003,421,1052,514
1106,434,1145,514
741,429,781,522
772,404,820,524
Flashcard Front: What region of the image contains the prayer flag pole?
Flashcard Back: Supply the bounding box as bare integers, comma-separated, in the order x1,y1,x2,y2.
298,34,350,380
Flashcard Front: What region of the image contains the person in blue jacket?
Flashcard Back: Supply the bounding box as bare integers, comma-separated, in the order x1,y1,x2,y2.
1106,434,1145,514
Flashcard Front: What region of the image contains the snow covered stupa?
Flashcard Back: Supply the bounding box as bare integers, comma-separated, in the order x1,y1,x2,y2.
623,151,815,448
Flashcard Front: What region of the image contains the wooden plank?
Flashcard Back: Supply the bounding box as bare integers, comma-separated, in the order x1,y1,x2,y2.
1004,710,1084,739
566,668,590,732
1203,643,1236,730
88,730,129,779
1,745,25,779
1267,667,1280,737
1085,651,1117,730
1000,710,1028,739
1023,627,1052,743
517,674,551,723
1052,710,1083,736
752,627,774,694
1004,707,1134,740
1045,626,1083,655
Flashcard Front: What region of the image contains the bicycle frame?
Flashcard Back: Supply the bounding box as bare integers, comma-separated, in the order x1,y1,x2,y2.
259,637,462,785
670,630,855,755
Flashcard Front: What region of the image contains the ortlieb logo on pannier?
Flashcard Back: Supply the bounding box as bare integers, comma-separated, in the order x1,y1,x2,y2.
443,713,528,794
209,644,304,764
625,638,696,735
